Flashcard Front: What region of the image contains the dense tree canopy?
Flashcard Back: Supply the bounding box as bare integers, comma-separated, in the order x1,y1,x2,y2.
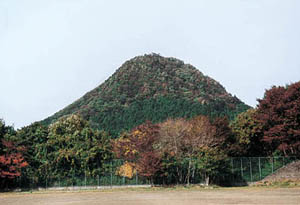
230,109,265,156
7,122,49,181
114,115,231,185
46,115,113,178
256,82,300,156
1,80,299,189
113,121,161,182
0,120,28,188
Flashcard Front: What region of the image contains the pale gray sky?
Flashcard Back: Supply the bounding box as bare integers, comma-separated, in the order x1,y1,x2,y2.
1,0,300,128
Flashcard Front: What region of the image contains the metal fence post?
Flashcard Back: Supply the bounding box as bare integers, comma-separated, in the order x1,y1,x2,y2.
72,171,74,188
271,157,274,173
231,158,234,174
240,158,243,178
85,171,87,188
259,157,262,180
231,158,234,184
19,175,21,189
249,158,253,182
110,161,113,188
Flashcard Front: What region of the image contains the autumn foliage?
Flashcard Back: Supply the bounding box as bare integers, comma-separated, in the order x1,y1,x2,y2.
256,82,300,156
1,81,299,188
0,140,28,179
113,116,230,184
116,161,136,178
0,120,28,188
230,81,300,157
113,121,161,182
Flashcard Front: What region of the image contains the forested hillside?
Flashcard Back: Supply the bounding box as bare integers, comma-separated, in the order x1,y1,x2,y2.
1,53,299,189
43,54,249,135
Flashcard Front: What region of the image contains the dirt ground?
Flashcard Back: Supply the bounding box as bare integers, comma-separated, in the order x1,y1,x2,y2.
263,160,300,182
1,187,300,205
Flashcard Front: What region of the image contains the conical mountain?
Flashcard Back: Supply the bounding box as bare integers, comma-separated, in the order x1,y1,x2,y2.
43,53,250,135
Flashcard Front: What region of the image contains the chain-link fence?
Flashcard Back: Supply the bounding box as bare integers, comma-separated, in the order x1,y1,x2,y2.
229,156,298,184
15,160,150,190
13,157,298,190
16,173,150,190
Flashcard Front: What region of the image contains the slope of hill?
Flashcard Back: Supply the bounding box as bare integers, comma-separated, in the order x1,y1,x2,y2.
43,53,250,135
256,160,300,185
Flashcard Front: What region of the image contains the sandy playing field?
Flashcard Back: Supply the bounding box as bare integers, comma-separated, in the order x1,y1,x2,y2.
1,187,299,205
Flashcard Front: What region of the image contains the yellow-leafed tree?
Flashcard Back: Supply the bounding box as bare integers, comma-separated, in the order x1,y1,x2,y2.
116,161,136,179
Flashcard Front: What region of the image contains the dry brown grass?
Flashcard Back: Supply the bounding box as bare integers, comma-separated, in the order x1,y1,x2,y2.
1,186,300,205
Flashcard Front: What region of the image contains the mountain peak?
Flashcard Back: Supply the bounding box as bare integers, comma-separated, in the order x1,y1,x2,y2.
43,54,250,135
105,53,228,102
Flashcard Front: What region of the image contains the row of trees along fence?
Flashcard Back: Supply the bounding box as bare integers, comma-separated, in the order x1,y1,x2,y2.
16,160,150,189
13,157,298,190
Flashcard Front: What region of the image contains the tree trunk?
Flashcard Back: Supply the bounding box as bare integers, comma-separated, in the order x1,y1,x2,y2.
186,158,192,186
191,164,195,184
176,166,181,184
150,177,154,187
205,173,209,186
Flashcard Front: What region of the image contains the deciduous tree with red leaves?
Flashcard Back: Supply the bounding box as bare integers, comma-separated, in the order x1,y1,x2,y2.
113,121,161,183
0,140,28,179
0,119,28,188
256,81,300,156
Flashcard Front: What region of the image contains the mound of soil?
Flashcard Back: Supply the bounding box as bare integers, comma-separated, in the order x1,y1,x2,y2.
257,160,300,185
